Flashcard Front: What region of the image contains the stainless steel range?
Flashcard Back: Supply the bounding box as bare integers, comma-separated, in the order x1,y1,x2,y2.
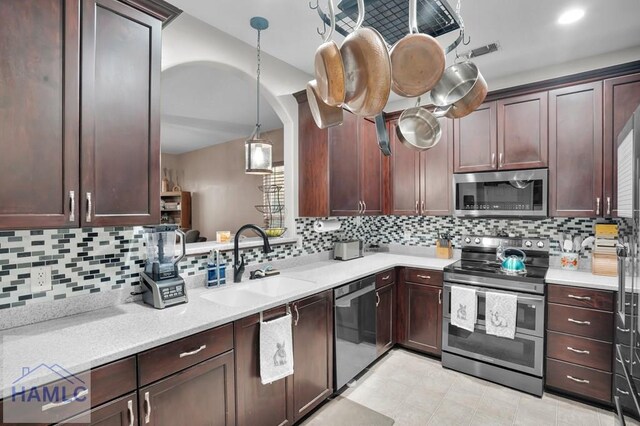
442,235,549,396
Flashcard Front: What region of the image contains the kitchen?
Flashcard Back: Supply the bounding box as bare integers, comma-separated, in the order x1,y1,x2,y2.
1,0,640,425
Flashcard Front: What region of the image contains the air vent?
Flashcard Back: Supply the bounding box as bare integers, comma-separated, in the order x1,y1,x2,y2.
457,42,500,59
317,0,461,46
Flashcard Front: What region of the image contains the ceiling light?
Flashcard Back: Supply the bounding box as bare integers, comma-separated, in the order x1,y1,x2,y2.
557,8,585,25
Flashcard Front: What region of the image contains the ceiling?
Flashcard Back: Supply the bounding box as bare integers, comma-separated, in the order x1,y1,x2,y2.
168,0,640,90
161,63,282,154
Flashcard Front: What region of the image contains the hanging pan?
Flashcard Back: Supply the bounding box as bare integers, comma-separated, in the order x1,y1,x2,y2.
340,0,392,117
429,60,488,119
314,0,345,107
306,79,343,129
389,0,445,97
374,113,391,156
396,98,450,151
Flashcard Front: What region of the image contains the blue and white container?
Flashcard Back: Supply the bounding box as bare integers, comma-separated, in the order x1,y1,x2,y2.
207,250,226,287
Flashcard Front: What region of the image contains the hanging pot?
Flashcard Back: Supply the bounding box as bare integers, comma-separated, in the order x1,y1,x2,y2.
429,61,488,119
307,80,343,129
395,99,449,151
314,0,346,107
389,0,445,97
340,0,391,117
374,113,391,156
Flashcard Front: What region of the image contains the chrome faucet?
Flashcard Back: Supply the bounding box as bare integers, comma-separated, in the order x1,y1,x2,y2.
233,224,272,283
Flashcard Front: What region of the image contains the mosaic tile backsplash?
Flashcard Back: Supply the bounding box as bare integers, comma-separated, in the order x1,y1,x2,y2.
0,215,624,311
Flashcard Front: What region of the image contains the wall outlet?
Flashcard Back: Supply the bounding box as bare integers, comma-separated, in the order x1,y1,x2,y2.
31,266,52,292
403,229,412,239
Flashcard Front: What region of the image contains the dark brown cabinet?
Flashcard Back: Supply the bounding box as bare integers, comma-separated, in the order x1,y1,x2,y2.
329,113,383,216
59,392,137,425
604,73,640,217
397,268,443,356
376,282,395,356
0,0,80,229
139,351,235,426
454,101,497,173
387,118,453,215
292,290,333,422
234,306,294,426
549,82,603,217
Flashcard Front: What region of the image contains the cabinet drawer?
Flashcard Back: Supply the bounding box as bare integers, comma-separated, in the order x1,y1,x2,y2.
547,303,613,342
548,284,614,311
547,331,612,371
546,358,612,403
404,268,442,286
138,323,233,386
376,269,396,289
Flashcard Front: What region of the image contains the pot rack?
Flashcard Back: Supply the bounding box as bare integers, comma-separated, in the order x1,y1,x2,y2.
310,0,469,51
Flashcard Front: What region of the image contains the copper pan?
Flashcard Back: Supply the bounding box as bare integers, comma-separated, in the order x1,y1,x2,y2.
340,0,391,117
307,80,343,129
390,0,445,97
314,0,345,107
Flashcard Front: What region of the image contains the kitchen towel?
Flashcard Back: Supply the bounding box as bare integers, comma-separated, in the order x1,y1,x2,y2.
451,286,477,332
485,291,518,339
260,313,294,384
313,219,341,233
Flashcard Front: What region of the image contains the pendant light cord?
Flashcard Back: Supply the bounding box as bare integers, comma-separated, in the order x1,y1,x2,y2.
255,28,262,139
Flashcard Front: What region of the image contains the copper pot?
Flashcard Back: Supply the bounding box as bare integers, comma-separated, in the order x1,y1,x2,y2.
314,0,345,107
307,80,343,129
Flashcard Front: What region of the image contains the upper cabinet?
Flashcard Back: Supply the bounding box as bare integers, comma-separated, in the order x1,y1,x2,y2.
549,82,603,217
0,0,178,230
603,73,640,217
454,93,548,173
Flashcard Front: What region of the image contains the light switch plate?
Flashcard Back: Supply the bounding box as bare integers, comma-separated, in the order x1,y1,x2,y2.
403,229,412,239
31,266,52,292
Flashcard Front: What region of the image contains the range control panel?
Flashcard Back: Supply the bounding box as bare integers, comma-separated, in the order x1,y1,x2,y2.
461,235,550,253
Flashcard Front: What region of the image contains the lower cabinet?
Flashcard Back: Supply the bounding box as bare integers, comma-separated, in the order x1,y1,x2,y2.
376,281,395,356
138,351,235,426
59,392,137,425
292,290,334,422
397,268,443,356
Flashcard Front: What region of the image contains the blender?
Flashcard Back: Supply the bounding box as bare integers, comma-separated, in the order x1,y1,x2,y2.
140,224,187,308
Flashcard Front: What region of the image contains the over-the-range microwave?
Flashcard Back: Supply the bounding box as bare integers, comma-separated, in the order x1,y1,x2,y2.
453,169,548,217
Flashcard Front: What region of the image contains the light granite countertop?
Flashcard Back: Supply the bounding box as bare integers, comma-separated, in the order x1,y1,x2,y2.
544,268,619,292
0,252,457,396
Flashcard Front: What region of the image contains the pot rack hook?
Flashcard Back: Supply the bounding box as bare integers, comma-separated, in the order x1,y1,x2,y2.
317,19,327,36
462,31,471,46
309,0,319,10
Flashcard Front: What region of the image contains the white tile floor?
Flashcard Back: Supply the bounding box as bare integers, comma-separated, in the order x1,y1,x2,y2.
304,348,626,426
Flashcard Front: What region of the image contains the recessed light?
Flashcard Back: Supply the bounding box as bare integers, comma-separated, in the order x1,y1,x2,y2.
558,8,585,25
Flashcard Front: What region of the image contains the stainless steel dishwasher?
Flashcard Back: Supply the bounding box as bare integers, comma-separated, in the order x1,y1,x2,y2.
334,275,377,390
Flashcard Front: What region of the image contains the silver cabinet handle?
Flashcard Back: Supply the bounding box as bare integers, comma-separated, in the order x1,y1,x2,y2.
567,346,590,354
568,318,591,325
499,152,504,167
363,201,367,215
417,274,431,280
357,201,361,214
41,388,89,411
69,190,75,222
382,275,391,281
439,289,442,305
144,391,151,424
376,292,380,307
596,197,600,215
618,326,630,332
294,304,299,326
617,388,630,395
568,294,591,301
566,375,589,384
607,197,611,215
415,201,419,214
421,201,425,214
179,344,206,358
491,153,496,168
86,192,92,222
127,399,134,426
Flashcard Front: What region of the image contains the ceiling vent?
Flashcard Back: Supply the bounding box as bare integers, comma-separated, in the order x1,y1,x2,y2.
317,0,461,46
457,42,500,60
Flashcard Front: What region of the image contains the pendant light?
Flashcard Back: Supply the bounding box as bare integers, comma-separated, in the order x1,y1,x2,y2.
245,16,273,175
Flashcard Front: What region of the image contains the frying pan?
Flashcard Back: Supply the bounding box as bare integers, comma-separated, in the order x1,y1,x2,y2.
389,0,445,97
307,80,343,129
374,113,391,156
314,0,345,107
429,61,488,119
340,0,391,117
396,99,449,151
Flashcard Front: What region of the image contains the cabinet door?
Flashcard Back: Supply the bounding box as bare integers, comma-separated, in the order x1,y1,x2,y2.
359,118,383,215
376,283,395,356
421,118,453,215
497,92,548,170
388,120,420,215
453,101,497,173
329,112,360,215
81,0,161,226
59,392,137,425
139,351,235,426
549,82,603,217
292,290,333,422
298,100,329,217
0,0,80,229
234,306,294,426
604,73,640,217
399,282,442,356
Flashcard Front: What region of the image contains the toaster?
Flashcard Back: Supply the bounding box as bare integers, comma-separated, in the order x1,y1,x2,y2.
333,240,363,261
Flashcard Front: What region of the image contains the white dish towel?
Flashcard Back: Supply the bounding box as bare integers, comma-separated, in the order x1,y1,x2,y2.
451,286,477,332
485,291,518,339
260,313,294,385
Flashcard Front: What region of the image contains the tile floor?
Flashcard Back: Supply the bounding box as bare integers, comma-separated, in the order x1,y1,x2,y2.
303,348,629,426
